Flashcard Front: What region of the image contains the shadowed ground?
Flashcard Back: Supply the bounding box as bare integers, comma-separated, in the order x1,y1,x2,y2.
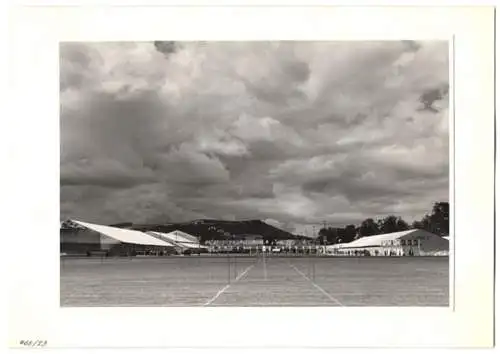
60,256,449,307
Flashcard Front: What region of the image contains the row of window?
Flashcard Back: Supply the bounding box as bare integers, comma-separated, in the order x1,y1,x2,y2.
400,239,420,246
383,239,421,246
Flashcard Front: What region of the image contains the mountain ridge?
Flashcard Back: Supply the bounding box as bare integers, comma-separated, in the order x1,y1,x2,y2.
116,219,308,242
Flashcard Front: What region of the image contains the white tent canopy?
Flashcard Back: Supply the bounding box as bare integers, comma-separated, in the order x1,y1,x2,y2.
166,230,199,243
175,242,200,249
149,230,199,244
326,229,444,250
337,229,419,249
72,220,175,247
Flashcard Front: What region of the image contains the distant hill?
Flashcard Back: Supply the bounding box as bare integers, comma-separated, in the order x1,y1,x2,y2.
125,219,304,243
109,222,134,228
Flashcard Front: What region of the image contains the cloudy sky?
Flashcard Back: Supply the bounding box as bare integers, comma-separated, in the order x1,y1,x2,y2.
60,41,449,235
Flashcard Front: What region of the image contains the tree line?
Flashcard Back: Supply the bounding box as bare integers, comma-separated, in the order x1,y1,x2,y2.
317,202,449,245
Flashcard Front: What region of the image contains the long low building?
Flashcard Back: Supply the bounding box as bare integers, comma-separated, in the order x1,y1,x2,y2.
326,229,449,256
60,219,177,256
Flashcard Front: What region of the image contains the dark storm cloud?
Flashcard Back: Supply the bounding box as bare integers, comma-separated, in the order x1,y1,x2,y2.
60,41,449,234
419,84,449,113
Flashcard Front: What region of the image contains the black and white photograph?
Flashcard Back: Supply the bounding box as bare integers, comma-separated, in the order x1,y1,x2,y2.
7,5,495,349
60,40,451,307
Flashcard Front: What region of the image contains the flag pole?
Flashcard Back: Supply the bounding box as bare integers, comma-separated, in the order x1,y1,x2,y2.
227,253,231,284
263,243,267,280
313,254,316,281
234,253,237,279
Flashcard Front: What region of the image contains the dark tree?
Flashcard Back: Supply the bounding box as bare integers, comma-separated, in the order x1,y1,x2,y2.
358,218,380,237
318,228,329,245
430,202,449,236
396,217,410,231
420,214,432,232
318,227,340,244
414,202,449,236
377,215,410,234
330,228,341,244
379,215,399,234
344,224,357,243
354,226,361,239
337,227,346,244
411,220,424,229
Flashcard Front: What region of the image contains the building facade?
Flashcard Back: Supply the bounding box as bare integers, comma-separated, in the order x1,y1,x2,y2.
326,229,449,256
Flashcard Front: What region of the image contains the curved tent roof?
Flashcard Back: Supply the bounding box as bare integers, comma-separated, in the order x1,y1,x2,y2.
328,229,439,249
175,242,201,249
72,220,175,247
149,230,198,244
168,230,199,243
148,231,206,250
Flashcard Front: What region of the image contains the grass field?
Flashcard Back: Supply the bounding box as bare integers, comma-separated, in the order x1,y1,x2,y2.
60,256,449,307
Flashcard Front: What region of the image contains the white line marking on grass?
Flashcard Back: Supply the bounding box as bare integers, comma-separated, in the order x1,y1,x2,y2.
235,264,254,281
288,263,344,307
203,264,254,306
204,284,230,306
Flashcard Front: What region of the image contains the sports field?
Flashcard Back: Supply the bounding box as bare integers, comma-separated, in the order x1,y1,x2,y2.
60,256,449,307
